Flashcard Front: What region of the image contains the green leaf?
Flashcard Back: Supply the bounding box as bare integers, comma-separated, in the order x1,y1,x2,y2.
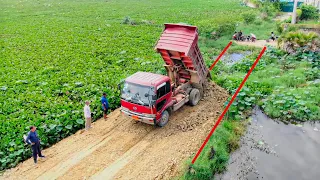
9,142,16,147
0,86,7,91
239,92,246,96
49,124,56,130
65,125,72,130
76,119,84,125
0,159,6,163
56,125,63,132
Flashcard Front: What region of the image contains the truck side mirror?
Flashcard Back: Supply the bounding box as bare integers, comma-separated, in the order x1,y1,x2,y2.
117,79,125,92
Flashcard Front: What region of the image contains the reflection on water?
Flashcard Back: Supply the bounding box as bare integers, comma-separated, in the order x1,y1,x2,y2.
216,107,320,180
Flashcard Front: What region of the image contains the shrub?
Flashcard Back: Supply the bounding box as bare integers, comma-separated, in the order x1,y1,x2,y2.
260,12,269,21
242,12,256,24
261,3,277,17
296,9,302,18
284,17,292,23
278,31,320,53
198,19,236,39
122,16,131,24
254,19,263,25
300,5,319,20
287,25,297,32
276,22,284,34
122,16,136,25
216,22,236,37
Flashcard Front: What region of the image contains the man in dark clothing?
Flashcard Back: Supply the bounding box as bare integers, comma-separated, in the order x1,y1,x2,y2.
238,30,243,40
101,93,109,120
270,32,276,41
25,126,45,164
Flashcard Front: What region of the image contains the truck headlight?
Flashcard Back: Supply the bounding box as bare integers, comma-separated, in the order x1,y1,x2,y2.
121,106,129,112
142,113,155,118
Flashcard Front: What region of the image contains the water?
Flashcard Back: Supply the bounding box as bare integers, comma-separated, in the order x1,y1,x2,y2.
213,51,252,66
216,107,320,180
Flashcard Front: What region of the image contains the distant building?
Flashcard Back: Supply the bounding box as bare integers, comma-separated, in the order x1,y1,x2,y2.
280,0,304,12
304,0,320,10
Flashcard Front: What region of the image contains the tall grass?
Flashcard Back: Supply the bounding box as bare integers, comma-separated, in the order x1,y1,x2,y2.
182,120,247,180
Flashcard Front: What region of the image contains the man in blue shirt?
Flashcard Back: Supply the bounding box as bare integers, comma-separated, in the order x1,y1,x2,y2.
101,93,109,120
25,126,45,164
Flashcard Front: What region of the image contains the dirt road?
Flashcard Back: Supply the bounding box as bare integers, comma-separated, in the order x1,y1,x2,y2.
1,83,228,180
235,40,277,48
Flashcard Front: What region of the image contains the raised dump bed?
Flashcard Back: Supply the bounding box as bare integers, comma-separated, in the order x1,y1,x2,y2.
155,23,209,89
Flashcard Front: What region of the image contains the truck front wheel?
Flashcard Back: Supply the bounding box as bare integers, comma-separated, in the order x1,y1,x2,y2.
189,88,200,106
157,110,169,127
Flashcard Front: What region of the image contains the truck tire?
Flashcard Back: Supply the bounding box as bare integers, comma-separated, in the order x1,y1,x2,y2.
191,83,204,98
189,88,200,106
157,110,169,127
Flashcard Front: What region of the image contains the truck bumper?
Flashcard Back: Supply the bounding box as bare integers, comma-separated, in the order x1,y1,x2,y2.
121,110,156,125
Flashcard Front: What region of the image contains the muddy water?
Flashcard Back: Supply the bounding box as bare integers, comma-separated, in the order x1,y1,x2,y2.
216,107,320,180
213,51,252,66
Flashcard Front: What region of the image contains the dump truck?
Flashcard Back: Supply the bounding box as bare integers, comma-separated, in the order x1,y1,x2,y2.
120,23,210,127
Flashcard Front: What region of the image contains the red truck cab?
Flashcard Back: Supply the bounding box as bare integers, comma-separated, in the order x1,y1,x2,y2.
120,23,209,127
120,72,173,126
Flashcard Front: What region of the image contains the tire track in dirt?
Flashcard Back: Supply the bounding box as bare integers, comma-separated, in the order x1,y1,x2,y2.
1,82,229,180
1,110,127,180
36,111,132,180
90,140,150,180
57,123,154,180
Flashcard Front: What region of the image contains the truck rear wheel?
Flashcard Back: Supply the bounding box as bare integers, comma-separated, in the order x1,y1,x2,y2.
189,88,200,106
157,110,169,127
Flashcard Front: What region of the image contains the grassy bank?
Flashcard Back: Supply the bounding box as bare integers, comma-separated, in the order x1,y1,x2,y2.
182,120,247,179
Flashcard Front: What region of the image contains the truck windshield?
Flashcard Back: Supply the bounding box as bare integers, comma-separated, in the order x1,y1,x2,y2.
121,82,155,106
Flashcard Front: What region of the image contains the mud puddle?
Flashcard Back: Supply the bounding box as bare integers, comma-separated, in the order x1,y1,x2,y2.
216,107,320,180
213,51,252,66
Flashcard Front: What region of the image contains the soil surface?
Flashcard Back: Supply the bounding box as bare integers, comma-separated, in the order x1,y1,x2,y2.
274,13,291,22
1,82,228,180
246,2,256,9
235,40,277,48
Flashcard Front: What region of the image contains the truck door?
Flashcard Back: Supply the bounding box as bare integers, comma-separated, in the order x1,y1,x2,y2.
156,81,171,114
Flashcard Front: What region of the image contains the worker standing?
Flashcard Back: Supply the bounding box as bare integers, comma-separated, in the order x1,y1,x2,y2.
25,126,45,164
271,32,276,41
238,30,243,40
251,33,256,42
84,100,92,130
101,93,109,120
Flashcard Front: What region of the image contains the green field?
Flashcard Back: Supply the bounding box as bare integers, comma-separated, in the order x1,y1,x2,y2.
0,0,251,170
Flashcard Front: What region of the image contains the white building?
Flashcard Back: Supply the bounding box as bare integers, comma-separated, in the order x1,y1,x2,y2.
304,0,320,11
